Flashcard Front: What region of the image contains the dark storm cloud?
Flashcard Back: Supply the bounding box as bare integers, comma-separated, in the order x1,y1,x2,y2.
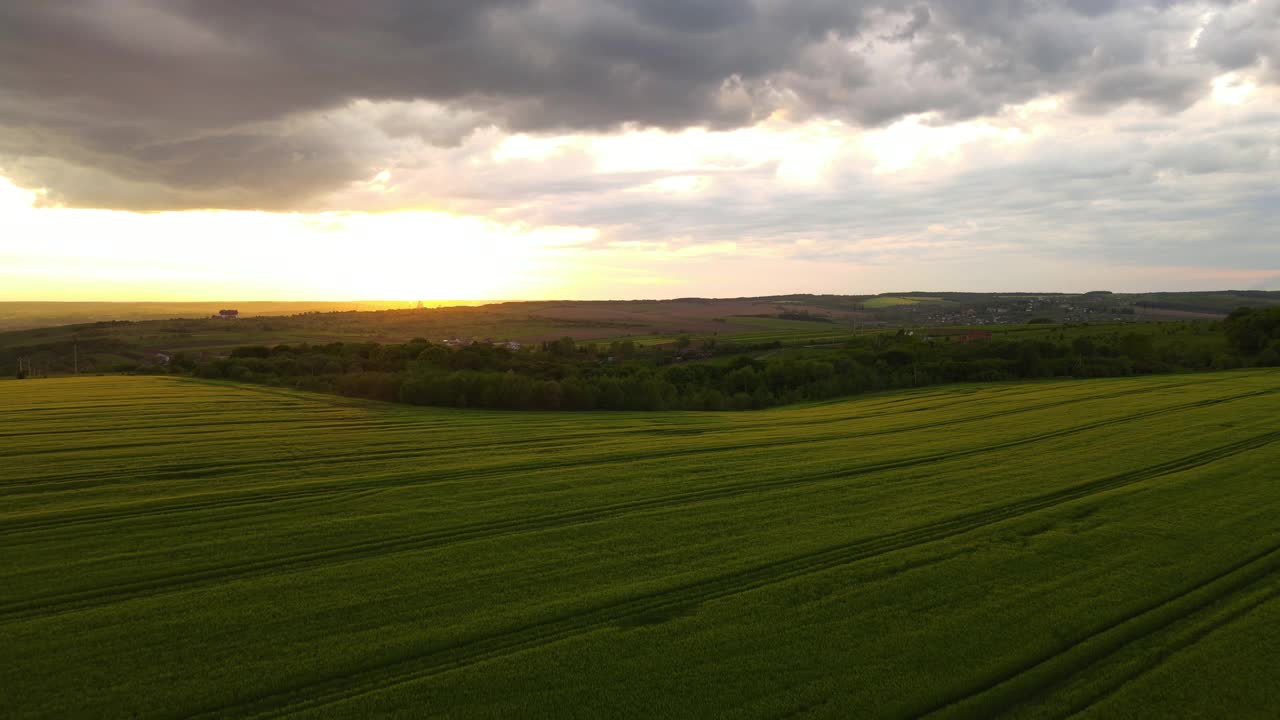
0,0,1272,210
628,0,758,32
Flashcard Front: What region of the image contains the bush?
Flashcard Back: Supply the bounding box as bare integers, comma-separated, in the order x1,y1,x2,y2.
178,321,1252,412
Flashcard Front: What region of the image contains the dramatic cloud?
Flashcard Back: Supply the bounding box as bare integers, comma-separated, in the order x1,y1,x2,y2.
1,1,1277,296
1,0,1276,210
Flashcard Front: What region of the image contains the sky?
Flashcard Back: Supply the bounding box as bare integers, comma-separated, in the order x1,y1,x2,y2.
1,1,1278,301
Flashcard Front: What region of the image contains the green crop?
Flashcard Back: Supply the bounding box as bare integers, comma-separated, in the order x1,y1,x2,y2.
3,371,1279,718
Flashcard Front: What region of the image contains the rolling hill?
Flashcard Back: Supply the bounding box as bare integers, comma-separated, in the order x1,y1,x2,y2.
4,371,1280,717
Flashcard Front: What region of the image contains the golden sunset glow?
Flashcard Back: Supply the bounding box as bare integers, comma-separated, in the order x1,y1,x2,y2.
2,2,1277,302
0,178,604,301
6,6,1280,719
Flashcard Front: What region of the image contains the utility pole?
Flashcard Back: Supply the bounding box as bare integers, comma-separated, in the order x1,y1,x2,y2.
74,340,79,375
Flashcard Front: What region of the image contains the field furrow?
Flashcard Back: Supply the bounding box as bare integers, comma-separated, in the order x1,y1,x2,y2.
178,431,1278,719
1,387,1272,622
4,373,1279,720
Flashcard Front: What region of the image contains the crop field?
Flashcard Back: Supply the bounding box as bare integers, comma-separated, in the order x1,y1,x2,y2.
0,298,873,374
862,296,944,308
4,372,1280,718
0,301,428,332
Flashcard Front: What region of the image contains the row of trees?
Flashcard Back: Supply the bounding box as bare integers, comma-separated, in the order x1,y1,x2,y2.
1224,307,1280,357
181,316,1279,411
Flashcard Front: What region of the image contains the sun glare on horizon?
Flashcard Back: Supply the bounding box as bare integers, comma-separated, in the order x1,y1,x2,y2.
5,4,1280,718
0,177,601,302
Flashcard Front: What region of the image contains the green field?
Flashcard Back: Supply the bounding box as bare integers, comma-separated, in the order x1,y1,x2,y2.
862,296,944,308
4,372,1280,718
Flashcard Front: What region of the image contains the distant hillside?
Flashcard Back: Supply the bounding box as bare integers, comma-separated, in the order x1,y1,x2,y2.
3,291,1278,376
0,300,467,332
4,291,1278,333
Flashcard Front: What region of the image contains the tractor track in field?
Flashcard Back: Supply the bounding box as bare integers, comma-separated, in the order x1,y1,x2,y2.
5,389,1269,620
911,540,1280,720
1057,585,1280,719
172,431,1280,720
1,378,1252,534
0,376,1264,543
0,374,981,435
0,413,372,442
1,375,1227,484
0,423,620,469
0,381,981,442
0,376,1090,485
1,389,1273,627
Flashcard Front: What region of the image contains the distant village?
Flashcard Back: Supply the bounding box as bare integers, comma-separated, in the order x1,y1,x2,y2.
892,295,1140,326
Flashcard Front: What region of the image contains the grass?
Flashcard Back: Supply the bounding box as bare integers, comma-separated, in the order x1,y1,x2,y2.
3,371,1280,718
721,316,843,331
863,296,944,308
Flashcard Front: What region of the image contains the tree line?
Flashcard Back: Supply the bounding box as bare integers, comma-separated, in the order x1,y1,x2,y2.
166,311,1280,411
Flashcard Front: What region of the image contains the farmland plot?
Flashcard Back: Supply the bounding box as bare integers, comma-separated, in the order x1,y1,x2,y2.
2,372,1279,718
